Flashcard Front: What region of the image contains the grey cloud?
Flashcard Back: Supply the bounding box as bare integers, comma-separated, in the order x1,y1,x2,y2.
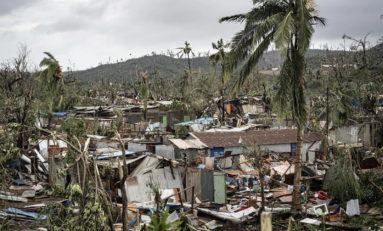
314,0,383,43
0,0,40,15
0,0,382,70
34,18,89,34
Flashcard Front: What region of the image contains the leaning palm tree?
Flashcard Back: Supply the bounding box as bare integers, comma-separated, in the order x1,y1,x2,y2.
221,0,325,215
38,52,64,110
209,39,231,125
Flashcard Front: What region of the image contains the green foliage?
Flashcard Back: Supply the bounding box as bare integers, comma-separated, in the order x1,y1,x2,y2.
159,101,184,111
0,46,39,148
359,170,383,206
60,116,88,163
348,215,381,228
323,148,361,204
147,207,180,231
0,130,21,189
182,72,218,117
287,217,302,231
112,108,124,131
175,126,189,138
45,184,66,197
61,116,88,139
222,0,326,126
37,52,64,111
176,209,195,231
44,184,110,231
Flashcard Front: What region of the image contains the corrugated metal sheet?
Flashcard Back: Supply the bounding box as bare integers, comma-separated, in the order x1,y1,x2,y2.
213,172,226,204
155,145,175,159
186,168,202,202
169,139,207,150
130,156,160,176
201,170,214,202
126,166,183,202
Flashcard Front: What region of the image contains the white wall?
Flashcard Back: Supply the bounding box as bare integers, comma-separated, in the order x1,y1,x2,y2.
223,141,321,163
330,125,360,145
224,147,242,155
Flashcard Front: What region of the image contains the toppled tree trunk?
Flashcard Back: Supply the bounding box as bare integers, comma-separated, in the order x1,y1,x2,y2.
291,125,303,215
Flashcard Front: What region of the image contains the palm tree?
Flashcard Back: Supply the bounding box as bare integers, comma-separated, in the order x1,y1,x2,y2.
221,0,325,215
139,72,150,121
177,41,195,73
209,39,231,125
38,52,64,110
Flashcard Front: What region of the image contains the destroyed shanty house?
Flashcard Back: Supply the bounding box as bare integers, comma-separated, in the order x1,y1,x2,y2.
4,101,383,231
184,129,323,163
175,117,218,132
168,138,207,163
329,121,383,148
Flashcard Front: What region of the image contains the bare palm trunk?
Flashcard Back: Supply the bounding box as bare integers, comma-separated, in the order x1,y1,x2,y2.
220,77,225,125
187,54,192,86
291,124,303,215
143,100,147,121
187,54,191,73
117,134,129,231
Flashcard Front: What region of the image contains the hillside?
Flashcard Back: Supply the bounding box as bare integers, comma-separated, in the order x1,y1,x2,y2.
73,55,211,83
73,52,289,83
73,44,382,83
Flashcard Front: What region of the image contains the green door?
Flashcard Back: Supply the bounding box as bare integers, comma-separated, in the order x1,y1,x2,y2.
213,172,226,204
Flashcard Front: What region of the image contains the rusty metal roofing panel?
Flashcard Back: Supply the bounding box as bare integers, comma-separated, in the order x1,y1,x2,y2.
192,129,322,148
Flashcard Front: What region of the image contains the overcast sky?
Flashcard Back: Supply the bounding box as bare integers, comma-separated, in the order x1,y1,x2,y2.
0,0,382,70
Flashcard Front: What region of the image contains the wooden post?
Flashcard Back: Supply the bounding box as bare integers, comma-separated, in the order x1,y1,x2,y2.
48,151,56,186
261,212,272,231
176,188,184,209
30,156,37,175
31,155,37,183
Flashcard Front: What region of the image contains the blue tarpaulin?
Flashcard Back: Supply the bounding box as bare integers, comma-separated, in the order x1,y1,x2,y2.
210,147,224,157
52,112,70,116
3,208,47,220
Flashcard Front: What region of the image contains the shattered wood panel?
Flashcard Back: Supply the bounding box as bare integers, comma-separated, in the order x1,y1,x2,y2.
201,170,214,202
220,157,233,169
186,168,202,202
